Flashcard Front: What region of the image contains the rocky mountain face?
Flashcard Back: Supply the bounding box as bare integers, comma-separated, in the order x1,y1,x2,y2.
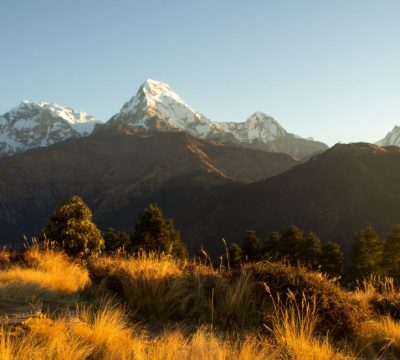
0,101,98,157
377,126,400,146
105,79,328,159
0,130,298,248
187,143,400,254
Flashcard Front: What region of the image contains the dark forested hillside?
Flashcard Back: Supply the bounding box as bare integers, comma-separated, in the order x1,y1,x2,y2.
187,143,400,254
0,130,297,248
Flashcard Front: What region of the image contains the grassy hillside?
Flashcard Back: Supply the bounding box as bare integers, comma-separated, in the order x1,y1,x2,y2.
1,247,400,359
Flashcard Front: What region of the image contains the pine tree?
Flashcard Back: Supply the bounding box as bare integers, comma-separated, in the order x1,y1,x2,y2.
348,224,383,280
263,231,281,261
228,242,242,267
133,203,187,258
382,225,400,278
43,195,104,258
280,225,304,264
242,230,261,261
103,228,131,254
319,241,344,276
301,232,322,269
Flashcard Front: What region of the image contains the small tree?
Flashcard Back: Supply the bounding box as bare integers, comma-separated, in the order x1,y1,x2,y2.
43,196,104,258
133,203,187,258
242,230,261,261
348,224,383,280
263,231,281,261
103,228,131,254
382,225,400,278
280,225,304,264
319,241,344,277
301,232,322,269
228,242,242,267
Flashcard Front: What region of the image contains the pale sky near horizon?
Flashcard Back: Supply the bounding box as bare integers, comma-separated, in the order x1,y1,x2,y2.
1,0,400,146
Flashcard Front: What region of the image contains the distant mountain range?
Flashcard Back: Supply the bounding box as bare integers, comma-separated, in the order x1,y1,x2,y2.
2,79,400,255
1,79,329,159
2,79,400,159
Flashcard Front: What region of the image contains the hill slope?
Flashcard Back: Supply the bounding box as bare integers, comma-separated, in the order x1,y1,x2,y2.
0,130,297,247
187,143,400,253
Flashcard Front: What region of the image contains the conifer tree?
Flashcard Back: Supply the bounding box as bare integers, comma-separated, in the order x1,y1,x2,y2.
43,196,104,258
133,203,187,258
348,224,383,279
228,242,242,267
301,232,322,269
263,231,281,261
319,241,344,276
280,225,304,264
242,230,261,261
382,225,400,278
103,228,131,254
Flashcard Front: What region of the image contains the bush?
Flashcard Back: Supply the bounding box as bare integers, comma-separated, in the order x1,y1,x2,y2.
244,261,371,338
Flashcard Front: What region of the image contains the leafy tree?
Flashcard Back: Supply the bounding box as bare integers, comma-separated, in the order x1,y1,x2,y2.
348,224,383,280
43,195,104,258
301,232,322,269
279,225,304,264
382,225,400,278
103,228,131,254
263,231,281,261
319,241,344,276
133,203,187,258
242,230,261,261
228,242,242,267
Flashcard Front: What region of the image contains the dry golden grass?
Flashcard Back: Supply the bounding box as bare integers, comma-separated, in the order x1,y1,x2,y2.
88,253,262,328
357,316,400,358
268,290,355,360
0,302,356,360
0,249,89,309
2,250,400,359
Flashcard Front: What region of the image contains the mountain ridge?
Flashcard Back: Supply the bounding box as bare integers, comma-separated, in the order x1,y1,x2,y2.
104,79,328,159
0,100,99,157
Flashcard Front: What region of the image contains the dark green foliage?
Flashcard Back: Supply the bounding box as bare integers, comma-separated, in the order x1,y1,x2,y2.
242,230,261,261
319,241,344,277
279,225,304,264
103,228,131,254
382,225,400,278
43,196,104,258
262,231,281,261
301,232,322,270
133,203,187,258
348,224,384,280
228,242,242,267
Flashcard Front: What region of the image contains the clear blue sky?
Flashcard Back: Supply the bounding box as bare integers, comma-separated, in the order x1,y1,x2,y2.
1,0,400,145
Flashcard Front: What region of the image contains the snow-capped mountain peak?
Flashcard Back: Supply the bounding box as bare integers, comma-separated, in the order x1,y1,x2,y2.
113,79,211,136
106,79,327,159
0,101,99,157
377,125,400,146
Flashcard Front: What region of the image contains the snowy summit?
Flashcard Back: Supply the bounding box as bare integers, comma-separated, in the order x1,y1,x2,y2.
0,101,99,157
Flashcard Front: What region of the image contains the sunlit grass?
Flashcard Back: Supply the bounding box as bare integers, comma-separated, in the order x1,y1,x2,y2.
1,250,400,359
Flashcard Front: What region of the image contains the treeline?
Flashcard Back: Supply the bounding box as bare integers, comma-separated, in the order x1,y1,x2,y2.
226,223,400,281
226,227,344,277
37,196,400,282
41,196,187,259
